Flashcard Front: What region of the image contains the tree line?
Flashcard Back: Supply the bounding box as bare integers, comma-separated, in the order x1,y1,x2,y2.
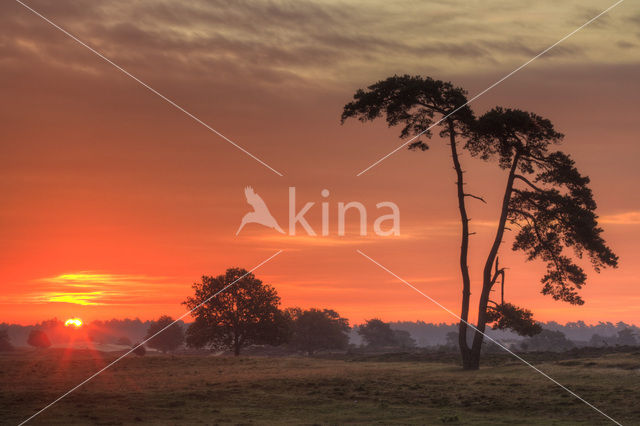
0,268,419,355
181,268,414,355
3,267,636,357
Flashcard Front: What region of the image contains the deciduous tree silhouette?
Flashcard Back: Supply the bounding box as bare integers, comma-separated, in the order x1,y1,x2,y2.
145,315,184,353
184,268,289,356
287,308,350,355
27,329,51,349
342,75,617,369
358,319,398,348
520,329,574,352
615,328,638,346
393,329,417,349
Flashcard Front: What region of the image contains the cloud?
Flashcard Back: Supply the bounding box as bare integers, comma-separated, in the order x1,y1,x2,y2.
2,0,637,98
600,211,640,225
29,272,179,306
42,292,106,306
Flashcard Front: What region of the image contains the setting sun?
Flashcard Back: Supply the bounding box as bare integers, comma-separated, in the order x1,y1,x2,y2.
64,318,83,328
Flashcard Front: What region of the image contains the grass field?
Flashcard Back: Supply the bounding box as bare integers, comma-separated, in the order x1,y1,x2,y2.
1,348,639,425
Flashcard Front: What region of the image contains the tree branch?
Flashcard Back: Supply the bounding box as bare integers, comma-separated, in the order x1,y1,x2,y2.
514,174,545,192
511,208,569,286
464,193,487,203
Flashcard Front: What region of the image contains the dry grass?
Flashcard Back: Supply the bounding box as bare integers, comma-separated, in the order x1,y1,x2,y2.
1,348,639,425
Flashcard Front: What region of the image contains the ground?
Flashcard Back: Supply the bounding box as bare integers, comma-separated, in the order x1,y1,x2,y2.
1,348,639,425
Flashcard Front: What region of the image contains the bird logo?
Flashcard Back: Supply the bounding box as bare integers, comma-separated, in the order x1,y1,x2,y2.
236,186,285,235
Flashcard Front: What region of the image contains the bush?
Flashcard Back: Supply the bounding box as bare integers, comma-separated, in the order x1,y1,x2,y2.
358,319,416,349
145,316,184,353
27,329,51,349
287,308,350,355
132,343,146,356
0,329,13,351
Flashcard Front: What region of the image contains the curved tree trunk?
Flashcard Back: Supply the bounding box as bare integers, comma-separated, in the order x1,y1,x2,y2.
468,154,521,368
446,119,474,369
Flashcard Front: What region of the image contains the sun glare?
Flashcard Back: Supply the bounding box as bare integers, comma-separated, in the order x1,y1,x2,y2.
64,318,83,328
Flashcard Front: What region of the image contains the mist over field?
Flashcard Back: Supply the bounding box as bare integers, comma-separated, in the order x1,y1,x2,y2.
3,318,639,350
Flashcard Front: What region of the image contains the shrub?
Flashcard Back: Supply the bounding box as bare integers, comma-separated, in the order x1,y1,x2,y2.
27,329,51,349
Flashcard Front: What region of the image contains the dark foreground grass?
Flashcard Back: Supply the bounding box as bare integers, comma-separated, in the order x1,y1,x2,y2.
1,349,639,425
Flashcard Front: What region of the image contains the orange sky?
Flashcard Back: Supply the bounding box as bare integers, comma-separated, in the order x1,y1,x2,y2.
1,0,639,325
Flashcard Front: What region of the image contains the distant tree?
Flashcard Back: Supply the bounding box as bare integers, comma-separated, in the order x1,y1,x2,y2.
145,315,184,353
287,308,350,355
616,328,637,346
358,319,398,348
588,333,604,347
445,331,459,348
116,336,132,346
184,268,289,356
342,76,617,369
27,329,51,349
520,329,574,352
393,329,417,349
132,343,146,356
0,329,13,351
588,333,614,347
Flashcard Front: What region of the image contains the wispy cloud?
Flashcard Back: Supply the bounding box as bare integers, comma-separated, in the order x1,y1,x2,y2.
43,291,106,306
2,0,637,95
30,272,178,306
600,211,640,225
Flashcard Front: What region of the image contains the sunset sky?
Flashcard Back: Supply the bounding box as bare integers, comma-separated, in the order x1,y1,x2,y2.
1,0,639,326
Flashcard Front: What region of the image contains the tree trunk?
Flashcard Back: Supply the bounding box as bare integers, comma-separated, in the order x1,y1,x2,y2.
445,119,474,367
469,153,521,366
464,345,481,370
233,333,240,356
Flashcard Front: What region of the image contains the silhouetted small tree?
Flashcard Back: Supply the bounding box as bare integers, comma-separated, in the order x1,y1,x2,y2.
145,315,184,353
132,343,146,356
0,329,13,351
27,329,51,349
393,329,417,349
184,268,289,356
616,328,637,346
358,319,398,348
520,329,574,352
287,308,350,355
588,333,613,347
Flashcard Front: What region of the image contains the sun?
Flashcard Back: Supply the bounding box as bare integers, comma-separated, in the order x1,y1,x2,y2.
64,318,83,328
